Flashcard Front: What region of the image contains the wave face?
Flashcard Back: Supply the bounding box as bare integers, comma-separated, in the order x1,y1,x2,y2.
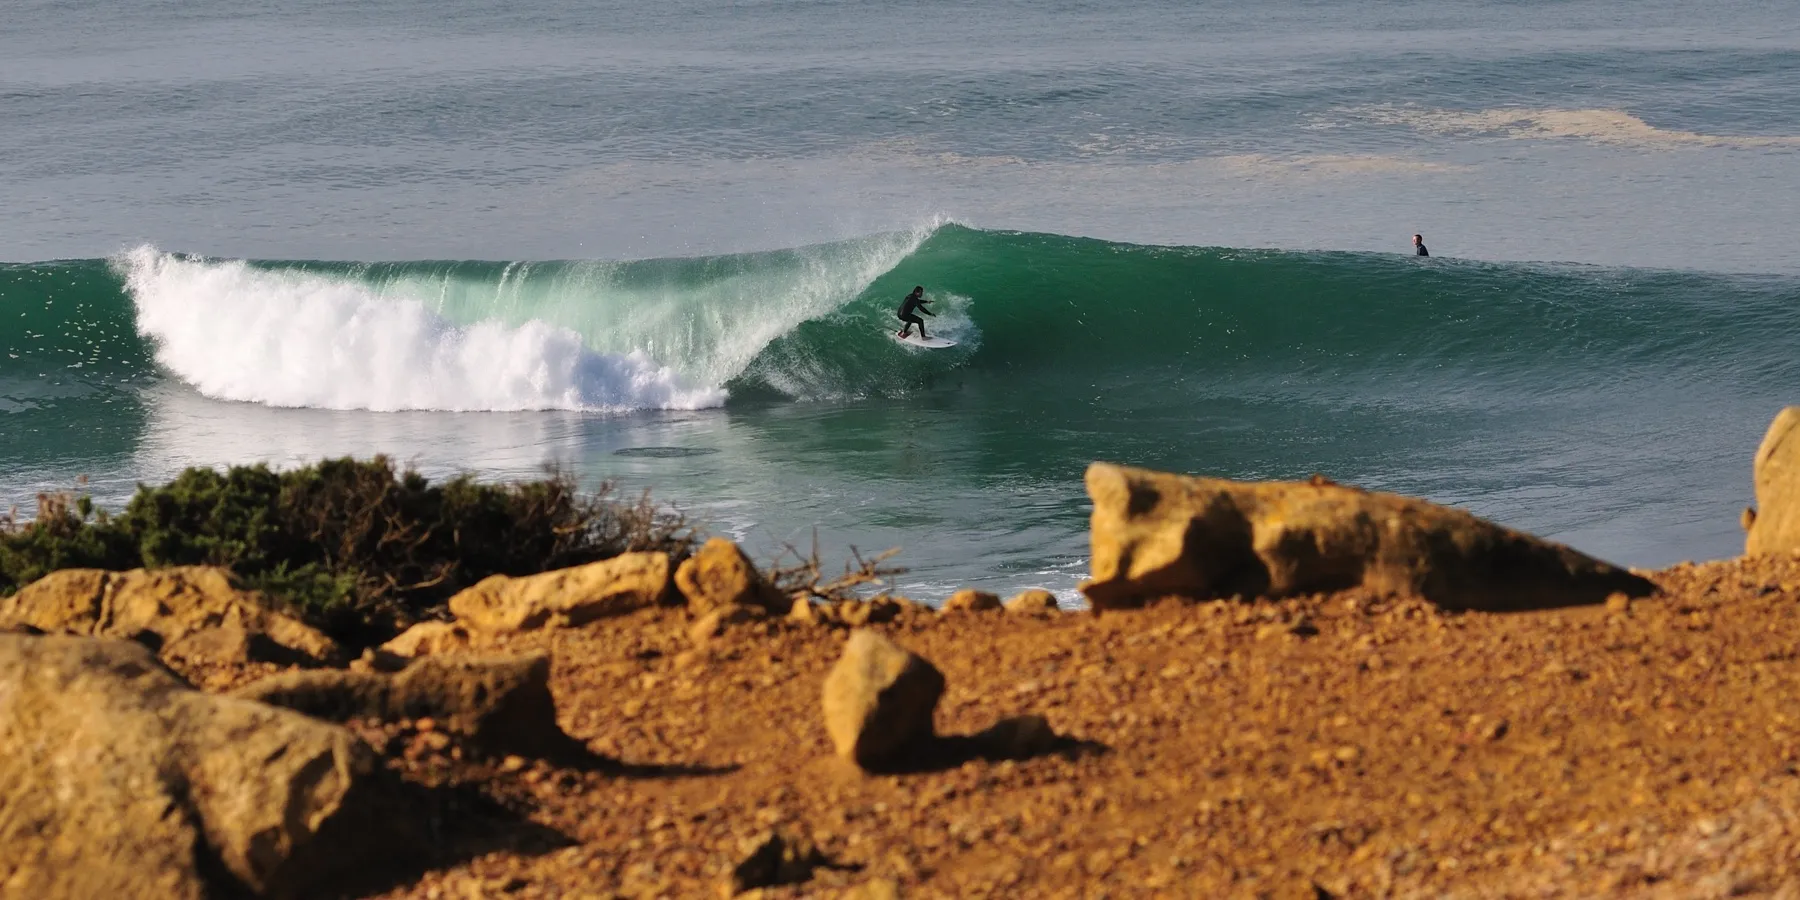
4,224,1799,415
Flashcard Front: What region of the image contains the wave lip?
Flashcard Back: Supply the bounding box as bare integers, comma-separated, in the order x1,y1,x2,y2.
117,246,726,412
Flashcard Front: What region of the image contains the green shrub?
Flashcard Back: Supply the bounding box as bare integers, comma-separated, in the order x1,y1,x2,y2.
0,493,137,593
2,457,697,644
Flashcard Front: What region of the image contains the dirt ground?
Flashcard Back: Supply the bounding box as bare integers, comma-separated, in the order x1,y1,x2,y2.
244,552,1800,899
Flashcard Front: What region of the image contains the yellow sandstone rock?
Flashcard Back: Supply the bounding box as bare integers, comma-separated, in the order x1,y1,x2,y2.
674,537,783,613
0,566,341,664
1080,462,1654,611
1003,589,1060,615
0,634,398,899
448,551,671,633
1746,407,1800,556
380,620,475,658
940,589,1002,613
821,630,945,770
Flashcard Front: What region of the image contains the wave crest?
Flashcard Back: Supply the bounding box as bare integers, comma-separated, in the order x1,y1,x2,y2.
117,246,726,412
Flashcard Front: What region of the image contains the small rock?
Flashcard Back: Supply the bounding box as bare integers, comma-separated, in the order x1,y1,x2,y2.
347,647,411,674
837,598,900,627
689,604,766,644
1003,590,1060,615
789,596,824,625
821,630,945,770
1604,592,1631,613
676,538,782,614
1467,716,1509,741
381,621,474,658
940,590,1002,613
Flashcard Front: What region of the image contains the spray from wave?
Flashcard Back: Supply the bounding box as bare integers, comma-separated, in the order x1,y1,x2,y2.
112,224,935,412
117,246,722,412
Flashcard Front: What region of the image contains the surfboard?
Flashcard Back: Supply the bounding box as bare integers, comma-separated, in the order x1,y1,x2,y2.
891,332,958,349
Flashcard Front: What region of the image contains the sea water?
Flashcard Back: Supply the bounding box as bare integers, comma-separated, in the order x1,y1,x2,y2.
4,0,1799,601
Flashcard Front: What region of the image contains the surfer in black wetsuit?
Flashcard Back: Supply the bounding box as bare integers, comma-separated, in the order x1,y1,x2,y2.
896,285,934,339
1413,234,1429,257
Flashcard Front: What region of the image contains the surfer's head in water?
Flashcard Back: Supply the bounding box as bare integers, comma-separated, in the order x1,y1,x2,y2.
1413,234,1429,257
897,286,933,338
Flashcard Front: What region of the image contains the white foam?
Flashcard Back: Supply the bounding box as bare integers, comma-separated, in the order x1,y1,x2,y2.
118,246,727,412
1352,105,1800,150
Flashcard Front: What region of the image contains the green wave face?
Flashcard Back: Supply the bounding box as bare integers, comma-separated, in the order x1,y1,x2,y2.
736,225,1800,405
1,261,151,409
4,225,1799,415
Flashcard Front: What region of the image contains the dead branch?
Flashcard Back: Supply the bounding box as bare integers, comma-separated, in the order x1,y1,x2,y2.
767,531,907,603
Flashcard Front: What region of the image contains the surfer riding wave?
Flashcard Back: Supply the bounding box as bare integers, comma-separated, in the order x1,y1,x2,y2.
895,285,934,339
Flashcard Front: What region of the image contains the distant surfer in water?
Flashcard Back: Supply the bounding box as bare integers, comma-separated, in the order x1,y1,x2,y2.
1413,234,1429,257
896,285,934,339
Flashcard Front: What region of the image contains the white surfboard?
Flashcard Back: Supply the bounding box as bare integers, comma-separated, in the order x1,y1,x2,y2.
891,332,958,349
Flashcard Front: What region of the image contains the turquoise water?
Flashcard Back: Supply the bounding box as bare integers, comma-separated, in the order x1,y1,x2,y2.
4,1,1800,599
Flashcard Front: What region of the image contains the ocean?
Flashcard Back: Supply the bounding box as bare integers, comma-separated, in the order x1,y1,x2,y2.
4,0,1799,602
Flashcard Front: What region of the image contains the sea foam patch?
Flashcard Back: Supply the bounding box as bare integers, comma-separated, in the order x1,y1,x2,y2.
116,246,726,412
1348,105,1800,150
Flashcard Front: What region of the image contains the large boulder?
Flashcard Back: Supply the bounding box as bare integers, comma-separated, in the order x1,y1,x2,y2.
0,566,341,665
448,552,671,633
1746,407,1800,556
233,653,568,757
0,634,398,899
820,630,945,770
1080,463,1654,611
674,538,782,613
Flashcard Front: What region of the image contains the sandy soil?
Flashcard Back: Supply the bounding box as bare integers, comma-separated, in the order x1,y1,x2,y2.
223,553,1800,899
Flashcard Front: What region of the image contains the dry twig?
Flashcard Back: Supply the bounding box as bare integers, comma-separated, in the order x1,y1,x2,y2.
767,531,906,603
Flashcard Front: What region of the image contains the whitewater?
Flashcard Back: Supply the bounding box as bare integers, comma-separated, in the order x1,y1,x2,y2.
113,224,939,412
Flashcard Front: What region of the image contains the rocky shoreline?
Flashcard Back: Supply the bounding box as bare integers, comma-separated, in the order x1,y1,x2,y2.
7,413,1800,898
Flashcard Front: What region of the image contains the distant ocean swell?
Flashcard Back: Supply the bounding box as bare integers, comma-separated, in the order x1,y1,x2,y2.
4,223,1799,414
